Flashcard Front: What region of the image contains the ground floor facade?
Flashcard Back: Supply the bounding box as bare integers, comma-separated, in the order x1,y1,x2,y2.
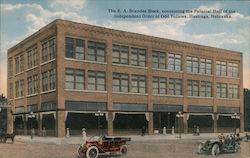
11,99,241,137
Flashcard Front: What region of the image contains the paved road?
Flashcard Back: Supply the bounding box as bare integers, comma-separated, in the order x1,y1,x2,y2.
0,139,249,158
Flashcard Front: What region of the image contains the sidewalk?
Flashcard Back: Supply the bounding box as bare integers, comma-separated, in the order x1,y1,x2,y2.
14,133,240,145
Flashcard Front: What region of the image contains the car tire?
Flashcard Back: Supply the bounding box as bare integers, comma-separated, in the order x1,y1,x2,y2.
120,145,128,155
86,146,99,158
234,143,240,153
197,144,203,154
211,144,220,156
77,145,85,158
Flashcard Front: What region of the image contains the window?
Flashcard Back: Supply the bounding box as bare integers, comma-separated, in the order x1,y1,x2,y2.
152,77,167,94
200,81,212,97
168,53,181,71
152,51,166,69
88,71,106,91
20,80,24,97
131,75,147,93
42,72,48,91
49,38,56,59
187,56,199,73
87,41,106,62
49,69,56,90
112,44,129,64
42,42,48,63
65,69,84,90
168,78,182,95
131,48,147,67
65,37,84,60
229,84,239,99
27,76,33,95
9,83,13,98
8,58,13,77
113,73,129,92
217,83,227,98
216,61,227,76
200,58,212,75
27,104,38,112
228,63,238,78
20,54,24,72
27,50,33,69
42,38,56,63
33,47,38,66
15,81,19,98
15,56,20,74
187,80,199,96
33,75,39,94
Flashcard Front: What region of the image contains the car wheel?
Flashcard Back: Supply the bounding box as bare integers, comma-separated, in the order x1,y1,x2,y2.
197,144,203,154
234,143,240,153
211,144,220,156
77,145,85,158
86,146,99,158
120,145,128,155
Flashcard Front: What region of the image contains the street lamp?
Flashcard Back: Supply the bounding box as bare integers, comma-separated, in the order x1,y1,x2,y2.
231,113,240,134
95,110,104,136
176,111,184,139
28,112,36,139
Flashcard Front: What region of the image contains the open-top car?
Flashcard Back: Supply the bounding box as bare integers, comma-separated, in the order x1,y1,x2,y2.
77,136,131,158
197,134,241,156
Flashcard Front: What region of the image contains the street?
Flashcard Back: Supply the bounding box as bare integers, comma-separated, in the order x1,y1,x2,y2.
0,138,249,158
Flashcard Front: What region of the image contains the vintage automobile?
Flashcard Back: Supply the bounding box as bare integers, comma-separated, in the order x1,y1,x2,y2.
77,136,131,158
197,134,240,156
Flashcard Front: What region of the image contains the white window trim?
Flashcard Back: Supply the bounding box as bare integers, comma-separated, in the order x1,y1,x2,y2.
41,89,56,94
40,58,56,66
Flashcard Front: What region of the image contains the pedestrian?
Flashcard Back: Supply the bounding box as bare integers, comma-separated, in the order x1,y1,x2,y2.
141,126,146,136
193,125,196,135
82,128,86,141
31,128,35,140
196,126,200,136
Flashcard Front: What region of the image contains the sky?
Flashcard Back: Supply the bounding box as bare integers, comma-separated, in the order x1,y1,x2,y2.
0,0,249,96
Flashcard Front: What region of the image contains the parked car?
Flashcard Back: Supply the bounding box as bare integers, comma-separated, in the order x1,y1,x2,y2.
77,136,131,158
197,134,240,156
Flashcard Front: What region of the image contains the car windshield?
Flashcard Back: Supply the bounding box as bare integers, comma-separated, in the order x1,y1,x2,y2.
87,136,101,141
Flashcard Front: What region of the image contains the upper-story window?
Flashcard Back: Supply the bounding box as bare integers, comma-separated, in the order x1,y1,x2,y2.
42,38,56,63
33,75,39,94
187,56,199,73
15,54,24,74
8,58,13,77
168,78,182,95
42,71,48,92
187,80,199,96
15,81,19,98
216,61,227,76
65,68,84,90
65,37,85,60
131,75,147,93
200,58,212,75
228,63,238,78
27,47,39,69
228,84,239,99
27,76,33,95
217,83,227,98
152,51,166,69
152,77,167,94
27,50,33,69
200,81,212,97
87,41,106,62
168,53,181,71
131,47,147,67
113,73,129,92
88,71,106,91
9,83,13,99
112,44,129,65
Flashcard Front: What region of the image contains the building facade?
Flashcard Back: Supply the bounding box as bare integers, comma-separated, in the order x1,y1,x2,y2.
244,89,250,131
7,20,243,137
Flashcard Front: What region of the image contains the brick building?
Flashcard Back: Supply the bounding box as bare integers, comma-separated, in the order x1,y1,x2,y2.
7,19,243,137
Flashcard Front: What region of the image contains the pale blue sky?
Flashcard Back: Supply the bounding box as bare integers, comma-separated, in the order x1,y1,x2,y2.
0,0,249,95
